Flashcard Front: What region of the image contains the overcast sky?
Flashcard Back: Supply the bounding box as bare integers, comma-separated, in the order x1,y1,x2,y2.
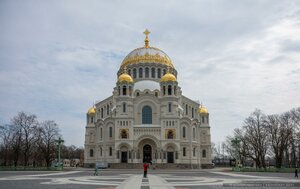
0,0,300,147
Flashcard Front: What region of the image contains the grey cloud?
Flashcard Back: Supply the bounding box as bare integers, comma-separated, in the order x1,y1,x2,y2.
281,39,300,52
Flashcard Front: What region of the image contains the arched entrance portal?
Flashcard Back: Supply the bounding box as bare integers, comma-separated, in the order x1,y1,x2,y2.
143,144,152,163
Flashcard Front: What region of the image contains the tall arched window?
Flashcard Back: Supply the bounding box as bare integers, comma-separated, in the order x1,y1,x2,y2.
122,86,126,95
157,68,161,78
139,67,143,78
109,127,112,138
123,103,126,112
202,149,206,158
107,104,109,115
142,106,152,124
145,67,149,78
185,104,188,115
128,69,131,76
182,127,186,138
192,108,194,118
168,85,172,95
90,149,94,157
163,86,166,95
168,103,172,112
109,147,112,156
133,68,137,79
193,127,196,139
151,67,155,78
101,108,103,118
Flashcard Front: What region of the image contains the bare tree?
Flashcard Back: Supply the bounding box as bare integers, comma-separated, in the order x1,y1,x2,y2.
0,124,13,166
242,109,268,168
12,112,38,166
265,114,292,168
38,120,60,167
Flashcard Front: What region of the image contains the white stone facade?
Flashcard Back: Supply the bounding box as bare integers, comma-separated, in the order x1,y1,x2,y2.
84,35,212,168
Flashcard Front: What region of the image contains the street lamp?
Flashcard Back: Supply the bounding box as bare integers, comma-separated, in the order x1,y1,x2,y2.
55,137,64,167
231,137,241,168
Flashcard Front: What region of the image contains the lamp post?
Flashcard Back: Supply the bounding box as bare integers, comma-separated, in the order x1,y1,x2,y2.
231,137,241,168
55,137,64,167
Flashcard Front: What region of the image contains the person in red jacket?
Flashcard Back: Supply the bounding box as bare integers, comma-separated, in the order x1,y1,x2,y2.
143,162,149,178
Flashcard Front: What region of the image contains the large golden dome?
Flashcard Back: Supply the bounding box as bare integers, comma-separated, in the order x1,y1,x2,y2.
198,105,208,114
120,30,174,69
87,107,96,115
118,72,133,83
160,72,177,82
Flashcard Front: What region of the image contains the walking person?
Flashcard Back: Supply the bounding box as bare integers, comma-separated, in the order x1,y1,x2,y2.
94,165,99,176
143,162,149,178
295,168,298,178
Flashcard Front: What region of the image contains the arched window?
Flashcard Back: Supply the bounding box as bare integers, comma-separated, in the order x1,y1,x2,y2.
202,116,205,123
151,67,155,78
122,86,126,96
109,147,112,156
168,103,172,112
133,68,137,79
183,147,186,156
107,104,109,115
139,67,143,78
145,67,149,78
142,106,152,124
157,68,161,78
100,128,102,139
123,103,126,112
128,69,131,76
202,149,206,158
90,149,94,157
185,104,188,115
182,127,186,138
109,127,112,138
91,117,94,123
163,86,166,95
101,108,103,118
167,130,174,139
193,127,196,139
192,108,194,118
168,85,172,95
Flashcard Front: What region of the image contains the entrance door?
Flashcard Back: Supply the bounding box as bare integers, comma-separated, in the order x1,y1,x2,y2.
121,152,127,163
143,145,152,163
167,152,174,163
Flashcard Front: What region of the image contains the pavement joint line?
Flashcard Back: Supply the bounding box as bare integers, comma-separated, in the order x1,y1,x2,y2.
148,175,175,189
115,174,142,189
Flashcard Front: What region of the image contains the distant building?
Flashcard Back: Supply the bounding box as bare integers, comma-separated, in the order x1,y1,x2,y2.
84,30,212,168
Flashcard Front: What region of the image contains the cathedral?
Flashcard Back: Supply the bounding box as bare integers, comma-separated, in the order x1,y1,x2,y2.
84,30,212,168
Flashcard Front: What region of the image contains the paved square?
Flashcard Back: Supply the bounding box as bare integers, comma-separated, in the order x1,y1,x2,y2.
0,168,299,189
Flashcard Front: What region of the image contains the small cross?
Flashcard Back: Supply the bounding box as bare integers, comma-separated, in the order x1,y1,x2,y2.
143,29,150,37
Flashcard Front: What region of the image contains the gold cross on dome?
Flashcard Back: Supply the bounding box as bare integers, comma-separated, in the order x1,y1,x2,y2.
143,29,150,36
143,29,151,48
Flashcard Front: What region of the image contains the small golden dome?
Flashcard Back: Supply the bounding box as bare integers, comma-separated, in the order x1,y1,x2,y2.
198,105,208,114
87,107,96,115
160,73,177,82
118,73,133,83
